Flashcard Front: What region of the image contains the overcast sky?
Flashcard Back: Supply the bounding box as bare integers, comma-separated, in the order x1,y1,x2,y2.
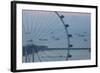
22,10,91,48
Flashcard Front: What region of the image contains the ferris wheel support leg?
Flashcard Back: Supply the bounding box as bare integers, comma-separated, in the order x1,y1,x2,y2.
32,48,34,62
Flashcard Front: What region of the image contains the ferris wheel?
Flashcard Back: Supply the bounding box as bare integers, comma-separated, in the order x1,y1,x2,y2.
22,10,74,62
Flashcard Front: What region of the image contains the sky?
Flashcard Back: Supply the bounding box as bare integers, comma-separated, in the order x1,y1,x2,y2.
22,10,91,48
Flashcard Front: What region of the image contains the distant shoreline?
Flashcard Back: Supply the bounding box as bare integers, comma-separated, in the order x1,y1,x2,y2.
23,48,90,50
